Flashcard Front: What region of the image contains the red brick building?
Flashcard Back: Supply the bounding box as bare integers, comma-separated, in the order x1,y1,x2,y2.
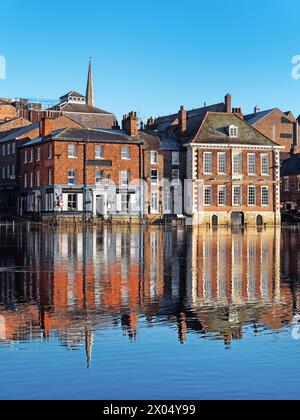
0,116,82,213
281,154,300,210
146,95,282,226
19,114,161,221
244,107,299,159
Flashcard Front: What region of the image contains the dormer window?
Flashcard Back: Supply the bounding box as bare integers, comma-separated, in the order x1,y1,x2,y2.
229,125,238,138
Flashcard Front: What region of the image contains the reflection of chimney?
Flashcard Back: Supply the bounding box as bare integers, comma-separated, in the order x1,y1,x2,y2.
39,116,52,137
225,94,232,113
178,106,187,135
177,312,187,344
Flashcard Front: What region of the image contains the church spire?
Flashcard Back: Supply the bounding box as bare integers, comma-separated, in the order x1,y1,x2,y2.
86,58,95,107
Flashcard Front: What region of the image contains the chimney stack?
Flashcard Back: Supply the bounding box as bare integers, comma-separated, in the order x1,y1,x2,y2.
147,116,154,126
123,112,138,136
40,116,52,137
254,105,260,114
178,106,187,135
232,107,244,119
225,94,232,113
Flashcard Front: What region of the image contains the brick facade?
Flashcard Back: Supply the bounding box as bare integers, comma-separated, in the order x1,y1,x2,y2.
246,109,299,158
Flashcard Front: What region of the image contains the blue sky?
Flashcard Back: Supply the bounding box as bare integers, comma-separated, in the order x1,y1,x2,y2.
0,0,299,122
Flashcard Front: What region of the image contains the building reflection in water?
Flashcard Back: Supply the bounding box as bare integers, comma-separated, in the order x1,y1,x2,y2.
0,224,296,366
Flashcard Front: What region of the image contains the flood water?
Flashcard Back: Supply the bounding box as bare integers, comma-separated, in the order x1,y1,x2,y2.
0,224,300,400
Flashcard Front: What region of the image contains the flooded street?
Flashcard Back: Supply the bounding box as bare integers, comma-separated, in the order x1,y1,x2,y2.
0,225,300,400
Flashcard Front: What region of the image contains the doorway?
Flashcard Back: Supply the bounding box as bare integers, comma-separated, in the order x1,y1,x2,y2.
231,212,245,227
96,195,107,217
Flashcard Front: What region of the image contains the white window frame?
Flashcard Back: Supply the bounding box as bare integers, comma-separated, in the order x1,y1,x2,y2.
261,154,270,176
151,191,159,214
36,170,40,187
203,152,213,174
24,173,28,188
284,177,289,192
229,125,238,138
217,152,227,174
48,144,53,159
233,185,242,206
172,169,180,184
151,169,159,184
68,144,77,158
150,151,158,165
121,194,129,212
95,145,105,159
24,150,28,163
218,185,227,207
261,186,270,206
204,186,213,206
37,147,41,162
95,169,104,185
248,186,256,206
233,153,242,175
68,169,76,185
48,169,53,185
121,146,130,160
247,153,256,175
163,191,172,214
120,170,130,186
172,151,180,166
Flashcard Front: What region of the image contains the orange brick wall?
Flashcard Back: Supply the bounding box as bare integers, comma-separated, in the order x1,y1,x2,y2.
197,148,275,212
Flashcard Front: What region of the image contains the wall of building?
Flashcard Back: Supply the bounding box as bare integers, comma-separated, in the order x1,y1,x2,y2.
253,109,299,156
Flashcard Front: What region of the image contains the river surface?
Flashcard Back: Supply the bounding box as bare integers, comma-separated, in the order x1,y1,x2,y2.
0,224,300,400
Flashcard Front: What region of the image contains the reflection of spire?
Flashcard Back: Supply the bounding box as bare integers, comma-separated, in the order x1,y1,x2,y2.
85,328,94,370
86,59,95,107
177,312,187,344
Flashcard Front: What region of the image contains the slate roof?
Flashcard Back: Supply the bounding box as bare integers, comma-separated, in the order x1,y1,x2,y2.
60,91,85,99
193,113,281,147
0,123,39,143
49,102,112,115
0,117,31,138
150,102,225,133
21,128,160,150
48,102,118,130
244,109,276,125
